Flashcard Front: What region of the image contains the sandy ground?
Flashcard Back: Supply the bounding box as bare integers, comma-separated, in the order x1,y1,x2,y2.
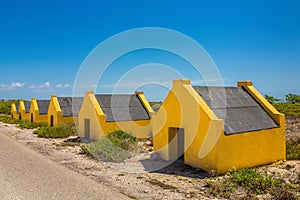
0,119,299,200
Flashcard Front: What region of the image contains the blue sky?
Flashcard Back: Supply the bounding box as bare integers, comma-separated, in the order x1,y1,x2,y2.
0,0,299,101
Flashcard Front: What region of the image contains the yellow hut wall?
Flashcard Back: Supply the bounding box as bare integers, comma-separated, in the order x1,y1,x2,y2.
78,91,153,140
153,79,286,174
30,98,48,122
11,103,19,119
48,95,77,126
18,100,30,120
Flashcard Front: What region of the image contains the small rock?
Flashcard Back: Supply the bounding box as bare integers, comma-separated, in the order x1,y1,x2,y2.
145,140,152,146
150,152,160,161
186,194,191,198
64,136,81,143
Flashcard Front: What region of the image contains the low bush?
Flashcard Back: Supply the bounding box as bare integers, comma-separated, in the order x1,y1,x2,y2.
0,116,20,124
0,100,20,115
273,102,300,117
34,124,76,138
81,137,131,162
286,138,300,160
207,168,299,199
18,120,48,129
107,130,137,150
227,168,281,195
0,116,47,129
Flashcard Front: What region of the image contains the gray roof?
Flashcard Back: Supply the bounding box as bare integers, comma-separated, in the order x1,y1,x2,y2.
193,86,279,135
36,100,50,115
95,94,150,122
24,101,30,113
57,97,84,117
15,104,19,114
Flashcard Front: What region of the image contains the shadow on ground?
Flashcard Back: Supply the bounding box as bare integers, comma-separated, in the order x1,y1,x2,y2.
140,158,210,178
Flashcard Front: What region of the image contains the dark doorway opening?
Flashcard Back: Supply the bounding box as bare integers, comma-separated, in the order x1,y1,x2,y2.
31,114,33,122
84,119,90,139
19,113,21,120
168,127,185,161
50,115,54,127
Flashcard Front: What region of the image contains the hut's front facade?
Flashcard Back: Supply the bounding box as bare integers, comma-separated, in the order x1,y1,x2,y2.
18,100,31,120
48,95,83,126
153,79,286,174
30,98,50,122
11,103,19,119
78,91,154,140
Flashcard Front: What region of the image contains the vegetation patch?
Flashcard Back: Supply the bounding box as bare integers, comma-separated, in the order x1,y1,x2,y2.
0,115,20,124
34,124,76,138
0,116,47,129
0,100,20,115
107,130,137,150
206,168,299,199
286,139,300,160
81,137,131,162
18,120,47,129
273,102,300,117
150,101,162,112
227,168,280,194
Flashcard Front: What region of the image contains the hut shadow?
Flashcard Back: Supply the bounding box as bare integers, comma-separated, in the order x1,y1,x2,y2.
140,158,210,179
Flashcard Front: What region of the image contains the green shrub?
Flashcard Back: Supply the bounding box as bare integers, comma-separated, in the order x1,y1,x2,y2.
18,120,48,129
34,124,76,138
0,116,47,129
0,100,21,115
81,137,131,162
273,102,300,117
107,130,137,150
0,116,20,124
286,139,300,160
150,101,162,112
227,168,281,195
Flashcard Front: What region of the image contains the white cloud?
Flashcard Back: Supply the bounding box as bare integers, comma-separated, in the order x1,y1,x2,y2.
56,84,63,88
56,83,71,88
40,82,50,88
0,82,25,90
29,82,51,89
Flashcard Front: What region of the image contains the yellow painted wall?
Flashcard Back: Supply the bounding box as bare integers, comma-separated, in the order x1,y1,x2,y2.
30,98,48,122
153,79,286,174
11,103,19,119
78,91,153,140
48,95,76,126
18,100,30,120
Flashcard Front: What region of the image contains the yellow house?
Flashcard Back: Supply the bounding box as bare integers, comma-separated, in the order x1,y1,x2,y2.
11,103,19,119
18,100,31,120
30,98,50,122
78,91,154,140
48,95,83,126
153,79,286,174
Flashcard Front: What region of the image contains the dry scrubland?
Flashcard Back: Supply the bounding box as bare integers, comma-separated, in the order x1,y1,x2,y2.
0,116,299,199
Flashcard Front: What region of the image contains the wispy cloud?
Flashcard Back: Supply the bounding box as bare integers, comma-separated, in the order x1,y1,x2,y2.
0,82,25,90
29,82,51,89
56,84,71,88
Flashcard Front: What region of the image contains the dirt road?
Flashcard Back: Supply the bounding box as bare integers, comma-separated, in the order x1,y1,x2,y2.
0,132,129,200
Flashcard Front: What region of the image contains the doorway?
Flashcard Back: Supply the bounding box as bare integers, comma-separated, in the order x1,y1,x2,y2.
19,113,21,120
84,119,90,139
50,115,54,126
31,114,33,122
168,128,185,161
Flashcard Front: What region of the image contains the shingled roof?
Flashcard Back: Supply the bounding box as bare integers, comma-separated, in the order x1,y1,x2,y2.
57,97,84,117
193,86,279,135
95,94,150,122
24,101,30,113
36,100,50,114
15,104,19,114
